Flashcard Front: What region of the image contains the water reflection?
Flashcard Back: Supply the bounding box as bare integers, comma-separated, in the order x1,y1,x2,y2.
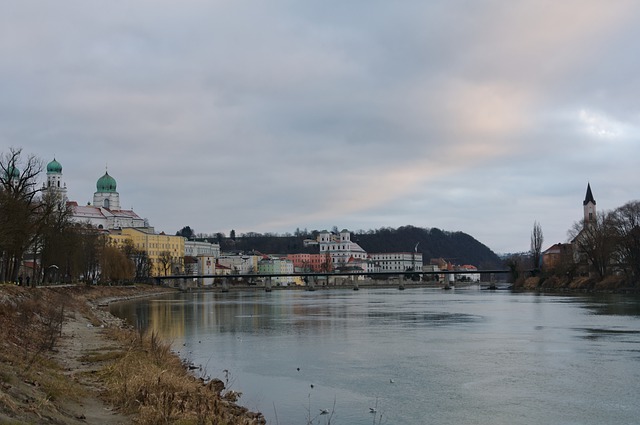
581,294,640,316
111,289,640,425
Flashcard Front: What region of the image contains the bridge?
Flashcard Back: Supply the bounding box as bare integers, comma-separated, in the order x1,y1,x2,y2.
153,269,512,290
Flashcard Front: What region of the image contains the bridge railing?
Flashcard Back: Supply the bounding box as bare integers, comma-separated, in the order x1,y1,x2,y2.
153,269,511,282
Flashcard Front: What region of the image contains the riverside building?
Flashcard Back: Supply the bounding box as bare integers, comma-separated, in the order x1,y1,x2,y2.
317,229,368,270
369,252,423,273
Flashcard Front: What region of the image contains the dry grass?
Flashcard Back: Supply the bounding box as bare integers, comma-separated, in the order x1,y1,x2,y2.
100,327,264,425
0,283,265,424
0,284,86,422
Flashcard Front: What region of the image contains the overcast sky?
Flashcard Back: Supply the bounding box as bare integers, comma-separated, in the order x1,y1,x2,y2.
2,1,640,254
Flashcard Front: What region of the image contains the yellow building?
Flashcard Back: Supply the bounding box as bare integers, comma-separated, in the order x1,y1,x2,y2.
109,228,185,276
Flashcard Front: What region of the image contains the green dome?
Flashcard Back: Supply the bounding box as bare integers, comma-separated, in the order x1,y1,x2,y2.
47,158,62,173
5,166,19,179
96,171,117,193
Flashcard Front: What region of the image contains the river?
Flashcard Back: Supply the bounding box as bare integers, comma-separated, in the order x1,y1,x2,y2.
110,287,640,425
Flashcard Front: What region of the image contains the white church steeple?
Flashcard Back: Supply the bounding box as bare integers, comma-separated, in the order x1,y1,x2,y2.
583,183,596,224
43,158,67,199
93,170,120,210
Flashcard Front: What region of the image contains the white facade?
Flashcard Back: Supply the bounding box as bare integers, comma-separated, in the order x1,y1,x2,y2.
370,252,423,272
185,240,220,258
93,171,120,210
58,164,149,231
42,159,67,199
583,183,596,223
70,202,146,230
93,191,120,210
196,255,216,286
318,230,368,269
217,254,260,275
341,257,375,278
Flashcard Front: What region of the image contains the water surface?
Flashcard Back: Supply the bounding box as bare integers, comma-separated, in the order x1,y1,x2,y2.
111,288,640,425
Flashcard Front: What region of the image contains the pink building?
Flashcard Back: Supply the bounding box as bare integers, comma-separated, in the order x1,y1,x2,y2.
286,253,331,272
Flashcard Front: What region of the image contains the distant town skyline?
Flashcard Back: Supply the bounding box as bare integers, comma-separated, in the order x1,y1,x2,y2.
2,1,640,254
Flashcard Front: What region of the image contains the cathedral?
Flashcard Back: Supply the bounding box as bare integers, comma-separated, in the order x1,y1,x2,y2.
43,158,147,230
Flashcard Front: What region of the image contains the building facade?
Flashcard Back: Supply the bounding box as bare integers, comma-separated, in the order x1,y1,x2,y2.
216,254,261,275
109,228,185,277
317,229,368,269
57,162,148,230
286,253,331,272
369,252,423,273
257,257,296,286
185,240,220,258
583,183,596,224
41,158,67,199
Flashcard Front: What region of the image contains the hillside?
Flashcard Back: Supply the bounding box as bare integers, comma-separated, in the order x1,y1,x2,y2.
211,225,502,269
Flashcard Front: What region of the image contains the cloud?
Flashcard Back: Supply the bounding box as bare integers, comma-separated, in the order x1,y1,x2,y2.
2,1,640,254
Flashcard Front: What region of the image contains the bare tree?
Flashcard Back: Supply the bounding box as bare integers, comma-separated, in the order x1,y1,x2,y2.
504,253,526,285
76,227,103,284
530,221,544,272
568,211,617,279
120,239,152,282
610,200,640,285
158,251,173,276
36,190,75,285
0,148,44,282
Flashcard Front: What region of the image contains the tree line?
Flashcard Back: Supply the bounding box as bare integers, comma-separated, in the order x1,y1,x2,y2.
566,202,640,283
514,203,640,287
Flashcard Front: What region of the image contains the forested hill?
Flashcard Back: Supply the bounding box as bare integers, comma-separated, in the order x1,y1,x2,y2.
209,225,502,269
353,226,501,269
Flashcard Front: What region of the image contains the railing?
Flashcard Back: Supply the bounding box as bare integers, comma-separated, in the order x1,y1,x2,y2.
154,269,511,281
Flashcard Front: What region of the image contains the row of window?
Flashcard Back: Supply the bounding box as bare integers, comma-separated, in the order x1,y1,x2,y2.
371,255,418,260
321,245,361,251
376,261,417,265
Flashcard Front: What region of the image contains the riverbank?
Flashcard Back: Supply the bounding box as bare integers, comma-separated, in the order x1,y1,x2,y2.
0,284,265,424
514,275,640,293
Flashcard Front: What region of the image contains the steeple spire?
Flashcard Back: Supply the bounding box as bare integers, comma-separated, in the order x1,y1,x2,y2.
583,183,596,224
583,183,596,206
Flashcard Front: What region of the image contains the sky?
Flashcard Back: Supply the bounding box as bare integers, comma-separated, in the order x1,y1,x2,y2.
2,1,640,254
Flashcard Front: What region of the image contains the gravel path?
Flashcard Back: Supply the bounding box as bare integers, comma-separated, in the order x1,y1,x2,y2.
53,308,132,425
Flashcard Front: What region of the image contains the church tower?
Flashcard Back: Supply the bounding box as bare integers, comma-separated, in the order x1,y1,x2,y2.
93,171,120,210
583,183,596,224
43,158,67,199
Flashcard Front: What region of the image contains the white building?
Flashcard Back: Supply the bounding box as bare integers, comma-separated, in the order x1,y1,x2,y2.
341,256,375,278
48,159,148,230
70,201,146,230
217,254,261,275
185,240,220,258
317,229,368,269
196,255,216,286
370,252,423,273
41,158,67,200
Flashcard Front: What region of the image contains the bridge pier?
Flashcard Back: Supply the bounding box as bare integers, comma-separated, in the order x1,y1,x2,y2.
265,277,272,292
221,278,229,292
